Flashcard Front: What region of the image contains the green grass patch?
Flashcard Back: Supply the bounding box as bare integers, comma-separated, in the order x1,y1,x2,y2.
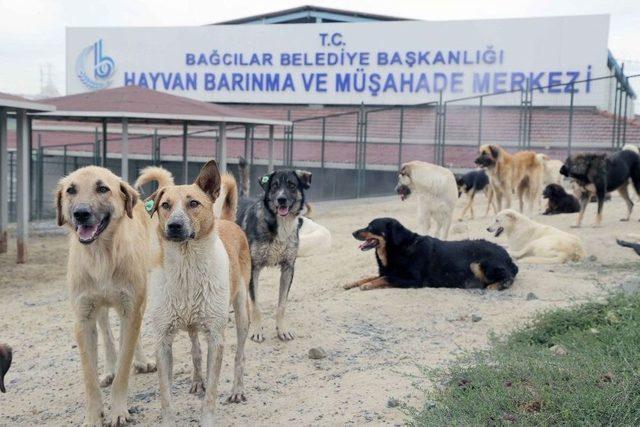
407,293,640,426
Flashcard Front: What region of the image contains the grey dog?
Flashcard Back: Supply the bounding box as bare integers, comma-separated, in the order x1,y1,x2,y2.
236,159,312,342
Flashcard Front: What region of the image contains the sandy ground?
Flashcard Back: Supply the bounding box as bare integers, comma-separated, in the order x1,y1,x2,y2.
1,193,639,426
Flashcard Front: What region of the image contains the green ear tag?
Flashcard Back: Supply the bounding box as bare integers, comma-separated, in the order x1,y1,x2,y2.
144,199,154,213
261,175,269,184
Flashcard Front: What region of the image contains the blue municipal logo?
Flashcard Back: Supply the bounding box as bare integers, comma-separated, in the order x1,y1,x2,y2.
76,39,116,90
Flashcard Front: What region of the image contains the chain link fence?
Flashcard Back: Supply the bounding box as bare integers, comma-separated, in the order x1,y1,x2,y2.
5,73,639,221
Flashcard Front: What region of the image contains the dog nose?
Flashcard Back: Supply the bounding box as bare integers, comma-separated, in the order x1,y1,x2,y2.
73,207,91,223
277,197,287,205
167,222,183,232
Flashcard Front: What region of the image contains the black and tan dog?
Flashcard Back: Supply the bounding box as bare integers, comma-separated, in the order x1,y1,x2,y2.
236,163,312,342
0,344,11,393
455,169,495,220
560,150,640,227
542,183,580,215
345,218,518,291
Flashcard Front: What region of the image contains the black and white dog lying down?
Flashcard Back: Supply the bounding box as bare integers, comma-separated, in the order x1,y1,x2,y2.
236,167,312,342
344,218,518,291
0,344,12,393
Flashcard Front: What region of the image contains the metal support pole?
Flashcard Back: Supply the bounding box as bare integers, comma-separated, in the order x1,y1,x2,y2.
63,144,68,175
527,86,533,150
16,110,29,263
398,107,404,168
37,137,43,220
611,82,619,149
217,122,227,174
441,102,447,166
622,91,629,145
321,117,326,169
182,122,188,184
121,118,129,182
101,119,107,167
94,127,99,165
268,125,275,173
0,108,8,253
250,126,255,164
244,125,251,162
567,83,575,158
152,128,159,165
478,96,484,147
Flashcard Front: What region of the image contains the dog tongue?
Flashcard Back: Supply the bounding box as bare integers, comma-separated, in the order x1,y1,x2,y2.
358,241,367,250
400,194,406,201
78,224,98,241
277,206,289,216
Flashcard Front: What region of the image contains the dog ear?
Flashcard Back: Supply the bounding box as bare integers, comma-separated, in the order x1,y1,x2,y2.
387,220,410,246
119,181,138,219
55,183,65,227
145,188,165,218
195,160,221,201
258,172,274,192
504,211,517,221
489,145,500,159
295,170,312,189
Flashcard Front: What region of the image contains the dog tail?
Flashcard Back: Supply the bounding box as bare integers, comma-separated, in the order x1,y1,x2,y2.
238,157,250,197
134,166,174,193
214,173,239,221
616,239,640,257
535,153,548,166
622,144,640,155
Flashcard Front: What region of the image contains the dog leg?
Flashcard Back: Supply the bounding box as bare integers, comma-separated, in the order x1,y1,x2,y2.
228,282,249,403
110,307,144,426
459,191,475,221
97,308,116,388
276,262,295,341
75,314,104,427
484,187,495,217
249,266,265,343
201,331,224,426
133,339,157,374
188,329,205,395
360,277,392,291
156,332,176,426
417,202,431,234
572,194,590,228
618,183,634,221
344,276,379,290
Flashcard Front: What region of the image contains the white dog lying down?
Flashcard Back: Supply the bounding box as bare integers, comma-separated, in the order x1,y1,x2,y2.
488,209,586,263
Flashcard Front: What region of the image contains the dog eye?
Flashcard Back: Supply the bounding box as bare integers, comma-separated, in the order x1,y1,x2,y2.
189,200,200,208
97,185,110,194
161,202,171,210
66,186,76,195
288,182,296,190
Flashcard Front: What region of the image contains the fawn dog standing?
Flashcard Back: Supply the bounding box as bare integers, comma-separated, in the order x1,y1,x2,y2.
56,166,157,426
139,161,251,425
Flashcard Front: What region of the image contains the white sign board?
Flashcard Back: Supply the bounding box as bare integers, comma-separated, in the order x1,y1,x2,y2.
66,15,610,105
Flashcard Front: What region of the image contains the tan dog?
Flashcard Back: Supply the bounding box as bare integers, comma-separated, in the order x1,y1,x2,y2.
141,161,251,425
394,161,458,239
56,166,160,426
475,145,544,214
488,209,586,263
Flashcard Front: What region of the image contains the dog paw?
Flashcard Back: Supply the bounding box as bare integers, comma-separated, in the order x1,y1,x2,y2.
276,328,295,341
250,325,265,343
108,407,131,427
570,224,582,229
620,218,630,222
82,410,104,427
134,360,157,374
226,389,247,403
189,380,205,395
99,373,114,388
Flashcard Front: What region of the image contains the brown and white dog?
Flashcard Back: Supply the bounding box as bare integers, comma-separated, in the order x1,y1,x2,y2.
56,166,158,426
475,144,544,215
141,161,251,425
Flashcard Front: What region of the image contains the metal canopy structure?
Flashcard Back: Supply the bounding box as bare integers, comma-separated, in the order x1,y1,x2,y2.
35,85,290,182
0,92,55,263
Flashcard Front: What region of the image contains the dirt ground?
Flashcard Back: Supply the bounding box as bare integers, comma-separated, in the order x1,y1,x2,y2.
1,193,639,426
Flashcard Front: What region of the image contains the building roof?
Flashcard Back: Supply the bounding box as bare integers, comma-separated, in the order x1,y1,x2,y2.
213,5,410,25
0,92,55,112
34,86,290,126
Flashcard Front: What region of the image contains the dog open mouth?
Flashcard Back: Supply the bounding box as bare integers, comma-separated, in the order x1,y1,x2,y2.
493,226,504,238
277,205,290,216
358,238,379,251
76,214,110,244
395,185,411,201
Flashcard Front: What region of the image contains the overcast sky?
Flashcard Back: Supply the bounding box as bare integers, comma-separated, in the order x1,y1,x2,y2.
1,0,639,95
